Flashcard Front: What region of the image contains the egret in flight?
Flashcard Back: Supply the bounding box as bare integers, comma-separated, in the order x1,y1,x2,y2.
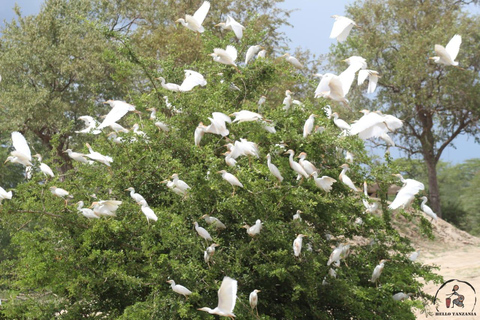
430,34,462,67
176,1,210,33
198,276,237,319
330,15,357,42
389,174,424,210
216,15,245,40
0,187,13,204
209,45,239,72
5,131,32,167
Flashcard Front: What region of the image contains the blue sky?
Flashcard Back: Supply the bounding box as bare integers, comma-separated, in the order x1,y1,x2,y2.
1,0,479,163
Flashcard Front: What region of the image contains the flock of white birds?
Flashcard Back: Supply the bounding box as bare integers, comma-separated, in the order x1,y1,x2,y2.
1,1,458,317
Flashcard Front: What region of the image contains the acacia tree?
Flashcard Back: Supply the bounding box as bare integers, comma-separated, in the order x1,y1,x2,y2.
329,0,480,217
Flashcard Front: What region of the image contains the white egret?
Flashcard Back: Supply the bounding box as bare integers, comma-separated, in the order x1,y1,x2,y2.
293,234,307,257
91,200,122,217
33,154,54,178
75,116,100,134
222,151,237,167
110,122,129,133
266,153,283,183
155,121,170,132
5,131,32,167
257,49,266,58
138,201,158,222
330,15,357,42
125,187,146,204
197,276,237,318
409,250,420,262
393,292,412,301
339,164,359,192
155,77,180,92
243,219,262,237
146,107,157,120
49,186,70,205
430,34,462,66
257,95,266,112
379,132,395,147
324,105,333,119
194,221,213,242
217,170,243,195
420,196,438,221
311,172,337,193
182,69,207,90
358,69,380,94
225,139,259,159
362,181,379,213
195,122,208,146
297,152,318,176
327,245,343,266
343,56,367,72
332,112,351,132
161,179,186,196
389,174,424,210
201,214,226,230
97,100,138,131
216,15,245,40
167,280,192,298
85,143,113,166
345,151,354,163
230,110,263,123
204,112,231,137
76,201,99,219
249,289,261,316
0,187,13,204
370,259,389,284
245,45,264,65
209,45,239,71
283,90,293,110
176,1,210,33
284,150,309,180
293,210,302,221
282,53,304,69
262,121,276,133
204,243,219,265
349,110,402,140
315,70,356,105
303,114,316,138
63,149,88,164
171,174,191,193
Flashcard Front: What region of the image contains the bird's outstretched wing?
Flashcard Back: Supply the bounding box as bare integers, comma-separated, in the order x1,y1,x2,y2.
193,1,210,25
330,16,355,42
11,131,31,161
445,34,462,61
226,15,244,40
217,276,237,313
180,70,207,91
98,101,134,130
225,45,238,62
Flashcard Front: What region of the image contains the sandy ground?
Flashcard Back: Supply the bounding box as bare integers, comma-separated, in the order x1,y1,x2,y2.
399,216,480,320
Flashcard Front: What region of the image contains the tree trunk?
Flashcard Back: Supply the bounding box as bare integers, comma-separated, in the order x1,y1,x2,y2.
423,153,442,217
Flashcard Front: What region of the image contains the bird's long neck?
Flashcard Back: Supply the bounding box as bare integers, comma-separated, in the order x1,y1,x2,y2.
421,198,427,206
77,202,83,210
288,153,295,164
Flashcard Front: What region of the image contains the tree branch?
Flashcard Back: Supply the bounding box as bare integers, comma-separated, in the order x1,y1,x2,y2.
435,118,472,162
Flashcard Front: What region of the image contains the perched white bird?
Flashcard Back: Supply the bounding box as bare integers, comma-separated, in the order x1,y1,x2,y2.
63,149,88,164
262,121,276,133
218,170,243,195
303,114,316,138
420,196,438,221
282,53,304,69
167,280,192,297
171,173,191,193
249,289,261,315
91,200,122,217
75,116,100,134
409,250,420,262
131,123,147,139
155,121,170,132
230,110,263,123
389,174,425,210
110,122,129,133
161,179,186,196
194,122,208,146
176,1,210,33
430,34,462,66
293,210,302,221
216,15,245,40
245,45,264,65
331,112,351,133
370,259,389,284
49,186,69,200
243,219,262,237
362,181,379,213
197,276,237,318
225,139,259,159
85,143,113,166
358,70,380,94
324,105,333,119
257,49,267,58
284,150,309,179
194,221,213,241
209,45,239,71
0,187,13,204
76,201,99,219
266,153,283,183
201,214,226,230
339,164,359,192
311,172,337,193
204,243,219,264
282,90,302,111
33,154,54,178
156,77,182,92
330,15,357,42
138,201,158,222
5,132,32,167
125,187,146,204
146,107,157,120
222,151,237,167
393,292,412,301
97,100,137,131
297,152,318,176
293,234,307,257
327,244,346,266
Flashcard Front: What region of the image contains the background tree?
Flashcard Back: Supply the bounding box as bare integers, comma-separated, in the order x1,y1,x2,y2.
328,0,480,217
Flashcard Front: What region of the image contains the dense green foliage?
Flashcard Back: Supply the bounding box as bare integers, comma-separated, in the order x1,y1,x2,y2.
0,0,443,319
